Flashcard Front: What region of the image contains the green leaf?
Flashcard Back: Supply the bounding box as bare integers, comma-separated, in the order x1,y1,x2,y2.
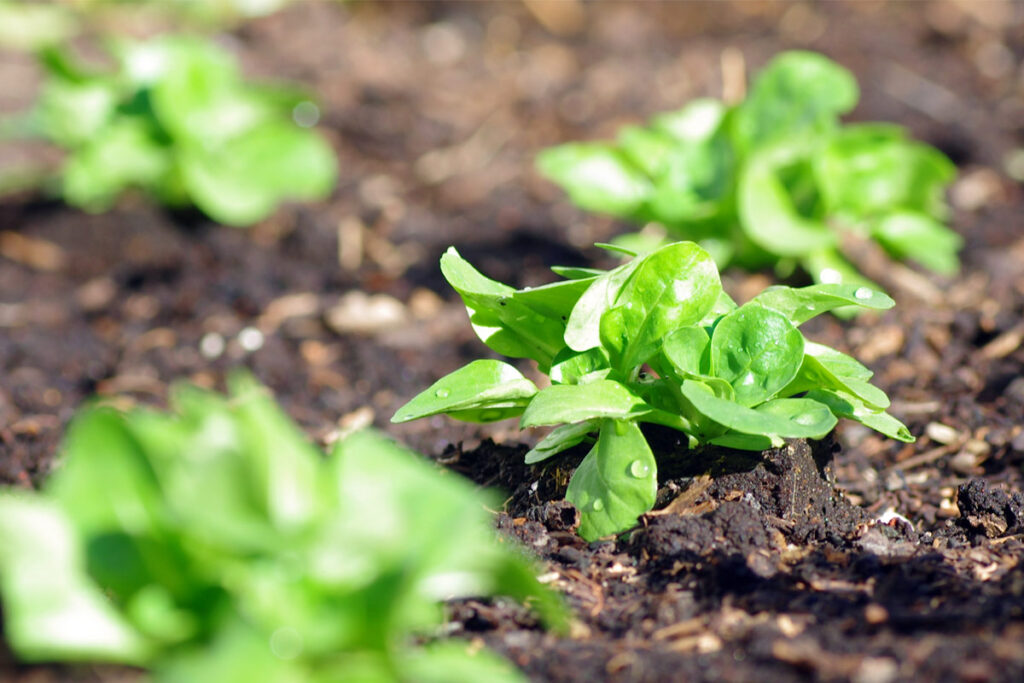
681,381,836,439
536,143,652,217
800,247,880,291
751,283,894,324
520,380,649,428
181,122,336,226
732,50,858,151
661,326,711,377
804,389,914,443
549,347,611,385
804,341,873,381
564,258,643,353
61,117,172,212
441,248,568,369
781,345,889,411
710,304,804,406
391,360,538,424
596,242,722,371
565,420,657,541
872,211,962,275
738,148,835,258
816,123,956,222
524,421,597,464
0,494,149,664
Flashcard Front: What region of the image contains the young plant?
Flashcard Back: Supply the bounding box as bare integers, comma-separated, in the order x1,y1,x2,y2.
5,36,336,226
537,51,960,288
0,375,563,682
393,241,914,541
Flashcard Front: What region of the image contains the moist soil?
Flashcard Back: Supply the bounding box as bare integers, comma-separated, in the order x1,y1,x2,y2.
2,2,1024,681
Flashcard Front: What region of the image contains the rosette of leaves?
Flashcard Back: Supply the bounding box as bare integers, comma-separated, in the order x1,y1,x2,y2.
393,241,913,541
537,51,960,288
0,375,563,682
7,36,336,226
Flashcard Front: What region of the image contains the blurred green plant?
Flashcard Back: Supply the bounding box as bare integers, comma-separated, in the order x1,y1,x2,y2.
4,35,337,226
537,51,961,289
393,241,913,541
0,375,563,682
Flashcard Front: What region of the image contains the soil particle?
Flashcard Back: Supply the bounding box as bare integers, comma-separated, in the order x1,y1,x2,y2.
956,479,1024,538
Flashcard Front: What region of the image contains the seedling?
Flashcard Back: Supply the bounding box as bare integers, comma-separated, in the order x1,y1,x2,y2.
393,241,913,540
537,51,960,289
0,375,563,682
5,36,336,226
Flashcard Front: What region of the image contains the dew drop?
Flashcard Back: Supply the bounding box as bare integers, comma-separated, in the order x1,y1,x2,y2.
435,388,450,398
854,287,873,300
819,268,842,284
591,499,604,512
629,459,650,478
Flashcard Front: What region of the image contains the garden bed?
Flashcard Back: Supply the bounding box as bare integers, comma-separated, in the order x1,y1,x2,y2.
2,1,1023,680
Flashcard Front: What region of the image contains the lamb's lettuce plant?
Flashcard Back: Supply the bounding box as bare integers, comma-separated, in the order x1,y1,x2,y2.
393,241,913,541
6,36,336,226
537,51,960,288
0,375,563,682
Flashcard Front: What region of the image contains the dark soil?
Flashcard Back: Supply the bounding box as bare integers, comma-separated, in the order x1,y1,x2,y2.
2,1,1024,681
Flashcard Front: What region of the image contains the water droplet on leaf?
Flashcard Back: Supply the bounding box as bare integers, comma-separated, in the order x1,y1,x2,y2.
591,499,604,512
854,287,873,300
629,459,650,478
435,388,450,398
819,268,842,284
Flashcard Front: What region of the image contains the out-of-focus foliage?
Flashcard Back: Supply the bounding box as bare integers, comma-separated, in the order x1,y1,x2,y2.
6,36,337,226
538,51,961,289
0,0,293,49
0,375,563,682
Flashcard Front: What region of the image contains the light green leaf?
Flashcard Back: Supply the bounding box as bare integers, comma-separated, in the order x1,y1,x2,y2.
781,346,889,411
549,347,611,385
710,304,804,406
751,283,894,324
0,495,149,664
872,211,962,275
738,150,835,258
565,420,657,541
441,248,568,368
524,421,597,464
732,50,858,151
520,380,649,428
596,241,722,371
564,257,642,353
181,122,336,226
536,143,653,217
804,389,914,442
681,381,836,439
391,360,538,424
